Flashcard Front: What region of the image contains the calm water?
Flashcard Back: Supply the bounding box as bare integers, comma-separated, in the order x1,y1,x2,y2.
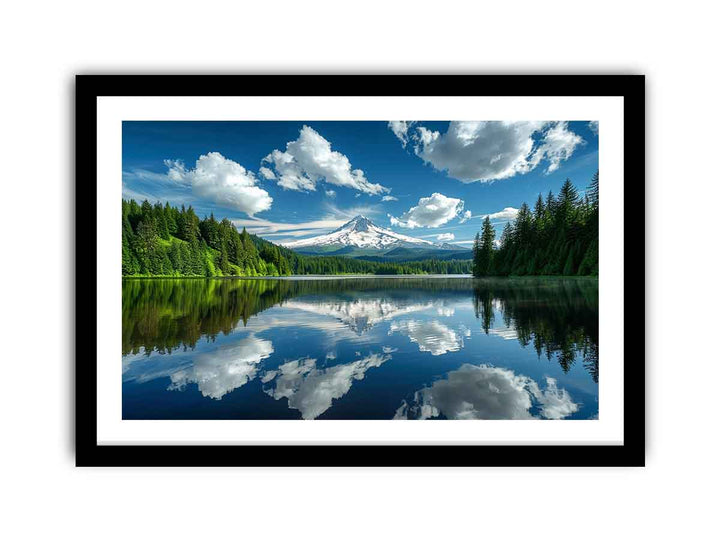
122,276,599,420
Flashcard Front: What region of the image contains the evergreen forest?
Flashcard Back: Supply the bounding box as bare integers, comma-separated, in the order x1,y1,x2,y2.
472,174,599,277
122,172,598,278
122,199,472,277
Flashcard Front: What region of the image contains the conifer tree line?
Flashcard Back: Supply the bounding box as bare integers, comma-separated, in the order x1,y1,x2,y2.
122,199,473,277
124,277,478,354
472,173,599,277
122,199,291,277
123,276,598,384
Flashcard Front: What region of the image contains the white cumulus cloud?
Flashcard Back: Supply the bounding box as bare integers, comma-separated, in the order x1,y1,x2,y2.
382,195,398,202
388,121,415,147
536,121,585,173
262,125,389,195
481,207,520,221
412,121,583,182
164,152,273,216
389,192,465,228
258,166,276,180
437,233,455,241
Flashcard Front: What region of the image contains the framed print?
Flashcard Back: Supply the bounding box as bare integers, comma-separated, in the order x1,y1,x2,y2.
76,75,645,466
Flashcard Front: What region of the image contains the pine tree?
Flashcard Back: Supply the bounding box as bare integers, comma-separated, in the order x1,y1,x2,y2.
120,200,485,277
219,243,230,275
475,217,495,276
139,200,155,234
546,190,556,212
121,229,138,275
472,232,481,277
515,202,532,247
178,242,191,274
121,205,139,275
558,178,579,228
534,193,545,223
168,241,183,274
587,171,599,208
164,202,178,236
154,202,170,240
481,174,599,276
563,246,576,275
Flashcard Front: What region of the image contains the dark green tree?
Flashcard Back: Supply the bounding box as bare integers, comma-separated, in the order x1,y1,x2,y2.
121,200,479,277
472,232,481,277
587,171,599,208
474,172,599,277
473,217,495,276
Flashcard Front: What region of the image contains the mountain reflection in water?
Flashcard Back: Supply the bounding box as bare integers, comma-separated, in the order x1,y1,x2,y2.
122,277,598,420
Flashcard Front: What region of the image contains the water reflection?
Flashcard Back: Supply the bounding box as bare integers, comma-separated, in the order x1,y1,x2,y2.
284,298,438,334
394,364,579,420
471,279,599,382
388,319,463,356
263,352,391,419
122,277,474,355
168,335,273,399
122,277,599,419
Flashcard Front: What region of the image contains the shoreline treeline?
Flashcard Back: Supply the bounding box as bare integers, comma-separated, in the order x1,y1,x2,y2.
123,277,598,382
121,200,472,277
472,173,599,277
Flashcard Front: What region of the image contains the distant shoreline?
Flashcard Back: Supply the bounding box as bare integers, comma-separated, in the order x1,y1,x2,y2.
121,274,598,280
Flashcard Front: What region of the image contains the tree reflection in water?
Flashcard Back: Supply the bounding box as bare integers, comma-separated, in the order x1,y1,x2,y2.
123,277,598,383
123,277,475,355
472,278,598,382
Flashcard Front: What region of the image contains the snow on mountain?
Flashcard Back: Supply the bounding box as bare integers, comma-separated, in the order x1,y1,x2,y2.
283,298,440,334
281,215,451,251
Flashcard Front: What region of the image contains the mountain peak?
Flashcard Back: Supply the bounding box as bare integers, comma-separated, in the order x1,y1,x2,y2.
348,214,371,223
282,215,467,254
347,215,373,230
334,215,374,233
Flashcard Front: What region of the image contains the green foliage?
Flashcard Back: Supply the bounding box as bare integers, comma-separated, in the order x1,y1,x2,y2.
472,172,599,277
122,277,598,385
473,217,495,276
472,278,598,382
472,232,481,277
121,200,474,277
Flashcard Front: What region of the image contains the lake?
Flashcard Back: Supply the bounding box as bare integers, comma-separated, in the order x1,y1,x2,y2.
122,276,599,420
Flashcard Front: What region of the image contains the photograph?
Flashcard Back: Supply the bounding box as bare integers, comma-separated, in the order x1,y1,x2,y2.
6,2,717,537
121,120,600,421
76,74,643,466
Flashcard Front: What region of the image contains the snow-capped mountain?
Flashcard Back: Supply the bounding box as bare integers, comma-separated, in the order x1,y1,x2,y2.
283,298,440,333
281,215,466,256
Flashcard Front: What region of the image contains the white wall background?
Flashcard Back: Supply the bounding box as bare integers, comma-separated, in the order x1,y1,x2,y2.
0,1,717,538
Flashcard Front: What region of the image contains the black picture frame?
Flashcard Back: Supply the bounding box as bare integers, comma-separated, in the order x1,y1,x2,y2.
76,74,645,467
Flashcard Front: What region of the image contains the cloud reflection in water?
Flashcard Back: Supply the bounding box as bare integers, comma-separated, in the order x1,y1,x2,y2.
388,319,462,356
263,352,390,419
394,364,579,420
167,335,274,400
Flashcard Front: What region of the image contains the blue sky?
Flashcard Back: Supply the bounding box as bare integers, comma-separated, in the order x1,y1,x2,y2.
122,120,599,246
